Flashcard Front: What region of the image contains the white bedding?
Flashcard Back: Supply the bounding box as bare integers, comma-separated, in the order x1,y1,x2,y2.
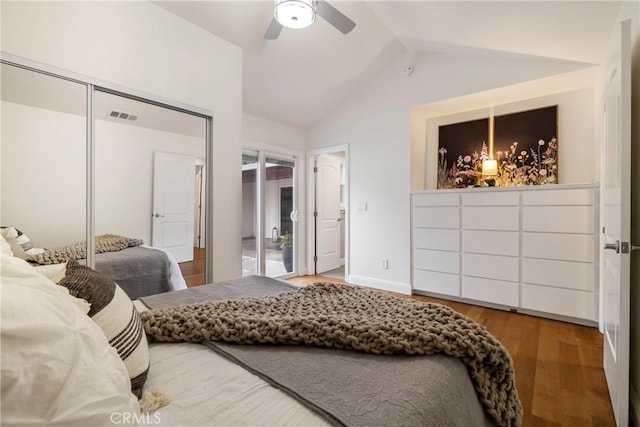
146,343,329,426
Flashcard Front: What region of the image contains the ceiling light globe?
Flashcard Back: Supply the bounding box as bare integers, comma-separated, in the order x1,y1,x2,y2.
275,0,316,30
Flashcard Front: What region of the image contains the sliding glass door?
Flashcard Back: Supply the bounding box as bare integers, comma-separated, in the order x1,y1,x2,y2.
242,150,298,278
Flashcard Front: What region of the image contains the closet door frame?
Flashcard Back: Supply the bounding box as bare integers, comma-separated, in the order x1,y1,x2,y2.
1,52,214,282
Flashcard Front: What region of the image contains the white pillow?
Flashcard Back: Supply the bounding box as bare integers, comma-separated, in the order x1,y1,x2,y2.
32,262,67,283
0,234,13,258
1,255,140,426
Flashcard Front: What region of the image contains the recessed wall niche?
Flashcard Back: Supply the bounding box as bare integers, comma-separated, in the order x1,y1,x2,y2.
437,105,558,189
413,86,594,191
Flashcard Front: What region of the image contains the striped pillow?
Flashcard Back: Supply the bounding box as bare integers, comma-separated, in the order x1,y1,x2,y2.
58,260,149,398
0,226,45,259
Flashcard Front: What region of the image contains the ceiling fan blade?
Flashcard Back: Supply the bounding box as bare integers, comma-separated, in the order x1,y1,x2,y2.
264,17,283,40
316,0,356,34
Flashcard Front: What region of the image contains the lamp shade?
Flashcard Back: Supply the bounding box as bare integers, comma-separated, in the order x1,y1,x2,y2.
274,0,316,30
482,159,498,176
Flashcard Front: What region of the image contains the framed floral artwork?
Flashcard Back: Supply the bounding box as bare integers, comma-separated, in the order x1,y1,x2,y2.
437,105,558,189
493,105,558,186
437,118,489,189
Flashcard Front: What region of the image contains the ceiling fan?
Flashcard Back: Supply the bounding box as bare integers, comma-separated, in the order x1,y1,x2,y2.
264,0,356,40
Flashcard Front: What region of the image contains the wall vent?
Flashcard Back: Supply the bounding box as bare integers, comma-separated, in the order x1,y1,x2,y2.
109,110,138,122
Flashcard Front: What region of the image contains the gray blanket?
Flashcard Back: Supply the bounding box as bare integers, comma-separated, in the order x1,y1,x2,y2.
27,234,143,265
140,276,504,427
93,246,172,299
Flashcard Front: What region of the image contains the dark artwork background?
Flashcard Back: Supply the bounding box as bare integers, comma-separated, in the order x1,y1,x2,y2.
437,118,489,189
493,105,558,186
437,105,558,188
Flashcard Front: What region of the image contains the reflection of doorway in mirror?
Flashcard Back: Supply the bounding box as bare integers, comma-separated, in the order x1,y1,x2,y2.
94,90,208,287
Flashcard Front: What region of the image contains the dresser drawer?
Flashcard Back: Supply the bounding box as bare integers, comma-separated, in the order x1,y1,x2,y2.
462,276,519,307
462,192,519,206
522,258,595,291
414,228,459,252
462,253,519,282
522,232,595,263
462,207,519,231
522,188,595,206
462,230,518,256
413,193,459,207
413,269,460,297
414,249,459,274
522,206,595,234
521,284,596,321
414,206,459,229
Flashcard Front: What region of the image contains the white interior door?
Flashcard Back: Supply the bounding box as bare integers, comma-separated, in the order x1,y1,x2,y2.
315,154,341,273
152,152,196,263
601,19,632,427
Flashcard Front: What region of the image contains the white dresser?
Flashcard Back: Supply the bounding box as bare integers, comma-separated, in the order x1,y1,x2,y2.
411,184,599,324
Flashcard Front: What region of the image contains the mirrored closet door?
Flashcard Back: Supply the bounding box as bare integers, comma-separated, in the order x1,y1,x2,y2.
94,90,208,286
1,62,87,254
1,57,212,289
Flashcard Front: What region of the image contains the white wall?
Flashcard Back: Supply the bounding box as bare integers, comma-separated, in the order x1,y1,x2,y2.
1,102,86,248
1,1,242,281
308,49,597,294
243,112,306,151
416,86,595,190
95,119,205,244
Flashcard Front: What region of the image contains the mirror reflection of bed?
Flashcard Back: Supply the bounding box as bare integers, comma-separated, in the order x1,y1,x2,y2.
0,62,208,296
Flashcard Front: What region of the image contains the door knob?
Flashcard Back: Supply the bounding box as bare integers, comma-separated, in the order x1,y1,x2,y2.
604,240,620,253
154,213,165,218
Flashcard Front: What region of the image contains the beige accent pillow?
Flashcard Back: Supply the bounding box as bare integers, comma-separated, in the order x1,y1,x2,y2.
33,262,67,283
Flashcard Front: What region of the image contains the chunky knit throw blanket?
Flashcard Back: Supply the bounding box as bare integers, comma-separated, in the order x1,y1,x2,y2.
27,234,143,265
142,282,522,426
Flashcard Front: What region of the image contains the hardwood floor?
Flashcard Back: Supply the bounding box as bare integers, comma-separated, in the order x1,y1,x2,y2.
290,275,615,427
178,260,615,426
178,247,206,287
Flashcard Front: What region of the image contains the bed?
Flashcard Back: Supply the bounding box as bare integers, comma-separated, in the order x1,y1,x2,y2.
1,235,521,427
136,276,522,427
1,226,186,298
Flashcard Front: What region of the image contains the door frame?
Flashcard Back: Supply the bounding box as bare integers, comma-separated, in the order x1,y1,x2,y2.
307,145,349,277
243,141,304,278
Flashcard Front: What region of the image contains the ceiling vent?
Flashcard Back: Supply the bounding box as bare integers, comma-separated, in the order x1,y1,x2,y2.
110,110,138,121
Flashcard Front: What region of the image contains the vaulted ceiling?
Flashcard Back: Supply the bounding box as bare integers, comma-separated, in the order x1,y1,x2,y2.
156,1,622,130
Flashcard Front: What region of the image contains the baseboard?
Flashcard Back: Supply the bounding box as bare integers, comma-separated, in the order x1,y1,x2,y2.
347,274,411,295
631,384,640,427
